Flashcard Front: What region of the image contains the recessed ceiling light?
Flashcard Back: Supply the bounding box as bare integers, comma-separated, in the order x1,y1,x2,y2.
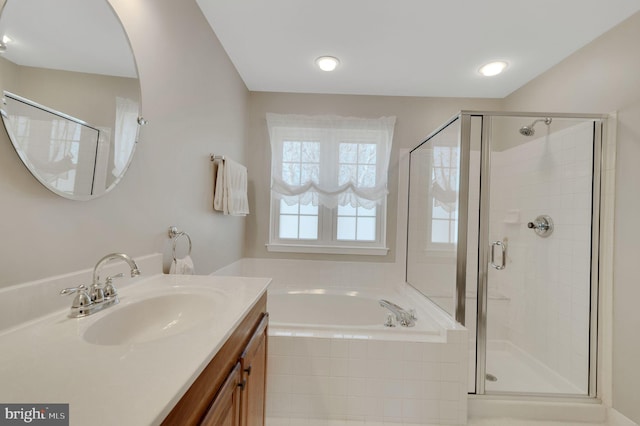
2,35,11,44
315,56,340,72
479,61,508,77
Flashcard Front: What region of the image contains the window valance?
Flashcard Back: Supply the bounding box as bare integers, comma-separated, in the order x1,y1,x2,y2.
266,113,396,209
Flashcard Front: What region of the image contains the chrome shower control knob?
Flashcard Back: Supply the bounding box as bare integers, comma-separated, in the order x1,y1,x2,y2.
527,215,553,237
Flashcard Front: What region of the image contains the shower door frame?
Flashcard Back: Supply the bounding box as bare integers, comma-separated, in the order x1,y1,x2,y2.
460,111,605,398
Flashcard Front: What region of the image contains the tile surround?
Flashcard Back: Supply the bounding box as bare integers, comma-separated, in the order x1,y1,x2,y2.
217,258,468,425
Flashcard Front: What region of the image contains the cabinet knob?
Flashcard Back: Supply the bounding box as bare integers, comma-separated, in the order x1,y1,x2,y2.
238,379,246,391
244,365,252,376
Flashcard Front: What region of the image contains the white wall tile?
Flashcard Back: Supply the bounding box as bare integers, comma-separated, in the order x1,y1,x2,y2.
267,335,467,424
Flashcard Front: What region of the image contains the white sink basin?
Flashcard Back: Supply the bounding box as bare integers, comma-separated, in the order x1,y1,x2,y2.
83,293,220,346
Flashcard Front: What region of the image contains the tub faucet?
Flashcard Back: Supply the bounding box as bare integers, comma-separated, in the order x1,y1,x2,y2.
379,299,416,327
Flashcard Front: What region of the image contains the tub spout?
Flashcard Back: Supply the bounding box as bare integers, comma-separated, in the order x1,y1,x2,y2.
379,299,415,327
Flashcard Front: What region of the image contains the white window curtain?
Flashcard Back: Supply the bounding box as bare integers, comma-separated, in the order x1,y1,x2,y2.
267,113,396,209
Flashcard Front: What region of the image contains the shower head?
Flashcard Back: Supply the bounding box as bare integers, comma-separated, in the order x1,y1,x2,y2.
519,117,552,136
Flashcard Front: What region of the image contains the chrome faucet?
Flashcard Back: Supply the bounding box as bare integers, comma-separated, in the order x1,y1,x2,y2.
379,299,416,327
93,253,141,289
60,253,140,318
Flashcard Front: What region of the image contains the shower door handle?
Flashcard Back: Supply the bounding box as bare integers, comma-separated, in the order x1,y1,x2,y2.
490,240,506,270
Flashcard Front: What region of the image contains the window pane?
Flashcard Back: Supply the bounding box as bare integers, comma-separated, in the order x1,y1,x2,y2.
301,142,320,162
282,141,300,161
337,217,356,240
358,165,376,187
357,206,376,217
339,143,358,163
299,216,318,239
280,199,298,214
356,217,376,241
339,164,357,185
432,202,449,219
338,204,357,216
358,144,377,164
279,215,299,239
301,163,319,183
299,202,318,215
282,163,301,185
431,219,450,243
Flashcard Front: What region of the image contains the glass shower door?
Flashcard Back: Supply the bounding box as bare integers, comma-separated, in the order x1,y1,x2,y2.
478,116,600,395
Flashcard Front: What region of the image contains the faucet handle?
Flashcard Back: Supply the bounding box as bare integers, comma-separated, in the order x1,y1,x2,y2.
384,313,396,327
104,273,124,299
60,285,93,309
106,273,124,284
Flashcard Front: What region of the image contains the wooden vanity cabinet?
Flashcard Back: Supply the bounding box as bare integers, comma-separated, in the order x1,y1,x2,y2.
240,314,268,426
200,363,242,426
162,293,268,426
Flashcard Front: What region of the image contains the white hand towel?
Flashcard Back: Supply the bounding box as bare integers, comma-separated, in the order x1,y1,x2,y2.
213,157,249,216
169,255,195,275
213,159,225,212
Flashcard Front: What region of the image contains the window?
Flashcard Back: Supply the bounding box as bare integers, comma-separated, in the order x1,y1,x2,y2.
429,145,459,248
266,114,396,255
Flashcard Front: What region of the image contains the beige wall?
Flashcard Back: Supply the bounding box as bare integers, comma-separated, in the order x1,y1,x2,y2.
4,61,140,132
0,0,249,287
503,11,640,423
245,93,501,262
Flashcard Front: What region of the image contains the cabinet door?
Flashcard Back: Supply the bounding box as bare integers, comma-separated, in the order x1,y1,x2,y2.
240,313,269,426
200,362,242,426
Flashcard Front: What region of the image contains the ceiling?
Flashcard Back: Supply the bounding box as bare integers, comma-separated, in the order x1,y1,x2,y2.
196,0,640,98
0,0,137,78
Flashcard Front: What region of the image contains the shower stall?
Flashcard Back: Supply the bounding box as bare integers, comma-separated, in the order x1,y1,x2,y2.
406,111,605,397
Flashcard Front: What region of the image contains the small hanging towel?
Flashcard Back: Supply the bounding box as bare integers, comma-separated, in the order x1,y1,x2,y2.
169,255,195,275
213,157,250,216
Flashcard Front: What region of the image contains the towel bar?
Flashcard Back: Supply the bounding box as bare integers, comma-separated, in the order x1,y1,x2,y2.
168,226,192,262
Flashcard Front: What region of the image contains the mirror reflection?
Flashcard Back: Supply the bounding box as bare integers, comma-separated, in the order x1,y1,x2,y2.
0,0,141,200
406,118,461,317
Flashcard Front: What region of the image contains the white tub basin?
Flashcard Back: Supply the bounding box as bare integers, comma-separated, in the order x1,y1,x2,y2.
82,293,220,346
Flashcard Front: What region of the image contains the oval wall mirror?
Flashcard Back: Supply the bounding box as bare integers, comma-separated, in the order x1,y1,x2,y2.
0,0,144,200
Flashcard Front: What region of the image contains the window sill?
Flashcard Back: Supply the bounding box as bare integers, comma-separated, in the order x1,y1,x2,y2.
266,243,389,256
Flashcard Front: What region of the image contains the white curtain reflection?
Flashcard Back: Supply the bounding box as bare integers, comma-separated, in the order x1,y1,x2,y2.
113,96,138,177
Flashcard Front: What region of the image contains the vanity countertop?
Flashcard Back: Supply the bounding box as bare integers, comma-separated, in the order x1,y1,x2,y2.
0,273,270,425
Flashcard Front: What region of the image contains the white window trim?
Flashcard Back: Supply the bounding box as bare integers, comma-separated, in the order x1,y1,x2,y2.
266,243,389,256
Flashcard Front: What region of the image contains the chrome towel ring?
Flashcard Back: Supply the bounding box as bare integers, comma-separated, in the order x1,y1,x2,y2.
168,226,192,262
